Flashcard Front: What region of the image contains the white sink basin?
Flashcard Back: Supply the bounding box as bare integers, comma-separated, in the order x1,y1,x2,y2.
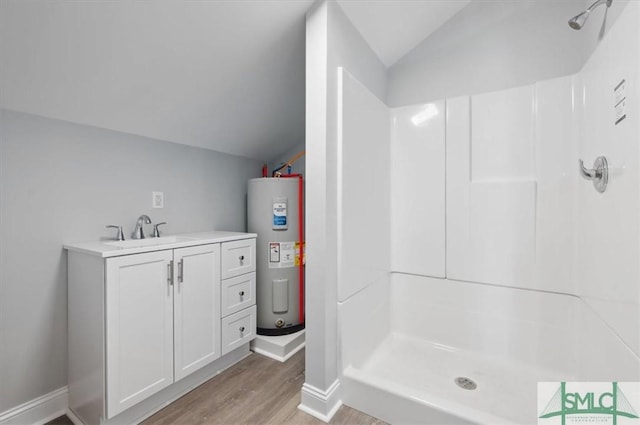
105,236,194,249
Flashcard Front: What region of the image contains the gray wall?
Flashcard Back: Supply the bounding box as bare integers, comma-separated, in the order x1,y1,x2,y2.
387,0,630,106
0,109,261,412
328,1,387,102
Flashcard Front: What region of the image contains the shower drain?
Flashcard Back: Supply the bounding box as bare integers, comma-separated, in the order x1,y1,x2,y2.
454,377,477,390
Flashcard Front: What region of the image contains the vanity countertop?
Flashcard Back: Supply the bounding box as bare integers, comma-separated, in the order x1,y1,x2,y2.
64,231,257,258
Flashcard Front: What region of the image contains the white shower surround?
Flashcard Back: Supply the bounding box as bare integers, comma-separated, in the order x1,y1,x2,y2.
336,2,640,423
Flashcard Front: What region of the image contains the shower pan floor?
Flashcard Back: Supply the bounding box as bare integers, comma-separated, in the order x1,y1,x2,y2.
343,333,571,425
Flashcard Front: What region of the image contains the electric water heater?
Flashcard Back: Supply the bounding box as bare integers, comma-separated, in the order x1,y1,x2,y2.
248,177,305,335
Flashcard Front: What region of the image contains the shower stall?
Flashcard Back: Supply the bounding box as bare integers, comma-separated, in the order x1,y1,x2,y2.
303,1,640,424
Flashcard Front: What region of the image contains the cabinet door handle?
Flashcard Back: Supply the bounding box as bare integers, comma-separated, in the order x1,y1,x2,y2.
239,290,245,297
178,259,184,283
239,255,245,262
167,261,173,286
239,326,245,333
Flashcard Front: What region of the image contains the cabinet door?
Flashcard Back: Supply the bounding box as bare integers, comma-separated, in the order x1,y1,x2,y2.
105,250,174,418
174,244,221,381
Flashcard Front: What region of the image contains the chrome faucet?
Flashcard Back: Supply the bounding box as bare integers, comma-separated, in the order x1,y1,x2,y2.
132,215,152,239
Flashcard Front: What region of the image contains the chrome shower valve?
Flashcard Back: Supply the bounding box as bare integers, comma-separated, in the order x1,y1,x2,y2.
579,156,608,193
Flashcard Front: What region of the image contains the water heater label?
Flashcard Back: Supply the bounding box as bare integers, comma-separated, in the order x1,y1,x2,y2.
294,241,305,266
273,201,288,230
269,243,280,263
268,241,295,268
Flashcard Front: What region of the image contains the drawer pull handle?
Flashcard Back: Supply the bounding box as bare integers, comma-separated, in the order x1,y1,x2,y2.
239,255,245,261
239,326,245,333
239,290,245,297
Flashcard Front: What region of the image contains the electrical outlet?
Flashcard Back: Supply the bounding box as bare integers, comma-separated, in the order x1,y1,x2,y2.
152,191,164,209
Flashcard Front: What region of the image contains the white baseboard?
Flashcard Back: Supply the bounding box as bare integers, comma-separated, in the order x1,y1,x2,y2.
251,330,305,363
253,343,305,363
64,408,83,425
298,379,342,423
0,387,68,425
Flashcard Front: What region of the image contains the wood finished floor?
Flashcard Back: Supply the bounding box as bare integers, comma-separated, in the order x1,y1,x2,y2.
48,349,385,425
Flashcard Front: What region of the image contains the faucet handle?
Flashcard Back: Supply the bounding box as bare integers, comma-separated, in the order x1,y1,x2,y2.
152,222,167,238
106,225,125,241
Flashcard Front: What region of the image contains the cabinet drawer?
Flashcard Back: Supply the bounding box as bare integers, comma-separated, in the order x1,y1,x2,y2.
221,272,256,317
221,305,256,355
221,239,256,279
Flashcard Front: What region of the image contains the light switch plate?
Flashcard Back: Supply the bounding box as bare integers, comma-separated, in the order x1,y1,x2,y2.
152,191,164,209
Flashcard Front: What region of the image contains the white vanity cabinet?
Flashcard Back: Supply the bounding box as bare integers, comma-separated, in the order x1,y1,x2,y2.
65,232,256,425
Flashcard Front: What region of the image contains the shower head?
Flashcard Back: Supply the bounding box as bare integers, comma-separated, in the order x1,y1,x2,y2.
568,0,612,30
568,11,589,30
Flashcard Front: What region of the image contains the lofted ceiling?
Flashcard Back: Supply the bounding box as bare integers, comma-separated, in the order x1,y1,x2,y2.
0,0,313,161
0,0,471,161
337,0,471,67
